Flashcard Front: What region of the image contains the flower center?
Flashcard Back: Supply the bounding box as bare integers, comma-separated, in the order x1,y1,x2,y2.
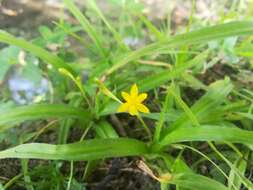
128,96,138,106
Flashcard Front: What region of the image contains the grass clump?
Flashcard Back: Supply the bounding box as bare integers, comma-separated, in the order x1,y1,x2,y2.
0,0,253,189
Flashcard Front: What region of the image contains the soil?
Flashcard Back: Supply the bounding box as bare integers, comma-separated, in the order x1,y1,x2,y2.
87,158,159,190
0,1,48,38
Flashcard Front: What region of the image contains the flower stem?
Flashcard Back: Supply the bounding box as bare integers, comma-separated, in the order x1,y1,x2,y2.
137,114,152,141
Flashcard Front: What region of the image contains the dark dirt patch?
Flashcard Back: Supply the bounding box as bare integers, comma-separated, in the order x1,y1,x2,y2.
0,0,56,38
87,158,158,190
0,159,20,179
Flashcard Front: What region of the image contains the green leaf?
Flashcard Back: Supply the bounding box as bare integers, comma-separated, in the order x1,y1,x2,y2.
228,151,249,190
0,104,91,131
95,121,119,139
70,178,86,190
156,125,253,151
170,173,228,190
107,21,253,74
0,45,20,81
168,84,200,126
235,112,253,121
58,97,83,144
38,26,53,41
235,39,253,57
158,153,192,174
63,0,107,57
138,14,163,40
0,30,76,75
87,0,127,50
0,138,148,160
142,111,180,122
22,56,43,84
84,121,119,180
163,78,233,134
138,51,208,92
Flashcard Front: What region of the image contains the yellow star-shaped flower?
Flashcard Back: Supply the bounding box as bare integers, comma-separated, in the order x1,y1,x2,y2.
117,84,150,116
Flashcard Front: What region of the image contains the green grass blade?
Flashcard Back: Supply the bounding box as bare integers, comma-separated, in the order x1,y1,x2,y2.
209,144,253,190
53,21,88,47
57,98,83,144
84,121,119,180
141,111,180,122
63,0,106,57
138,14,164,40
0,104,90,131
0,138,148,160
21,159,34,190
153,88,171,142
228,152,249,190
163,78,233,134
157,125,253,151
83,121,119,180
176,144,237,189
170,173,228,190
87,0,128,50
235,112,253,120
95,121,119,139
107,21,253,75
158,153,192,174
168,84,200,126
0,30,75,75
138,51,208,92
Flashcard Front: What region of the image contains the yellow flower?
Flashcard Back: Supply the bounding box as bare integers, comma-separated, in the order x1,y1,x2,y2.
118,84,150,116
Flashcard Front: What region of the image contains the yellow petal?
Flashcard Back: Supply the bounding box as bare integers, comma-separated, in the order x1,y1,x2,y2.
130,84,138,97
137,93,147,103
137,103,150,113
121,91,131,102
129,105,138,116
117,103,129,113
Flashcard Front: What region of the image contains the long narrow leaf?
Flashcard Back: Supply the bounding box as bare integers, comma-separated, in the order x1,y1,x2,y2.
156,125,253,151
0,30,75,75
87,0,127,50
63,0,106,57
0,104,90,131
162,78,233,134
107,21,253,74
0,138,148,160
170,173,228,190
138,51,208,92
